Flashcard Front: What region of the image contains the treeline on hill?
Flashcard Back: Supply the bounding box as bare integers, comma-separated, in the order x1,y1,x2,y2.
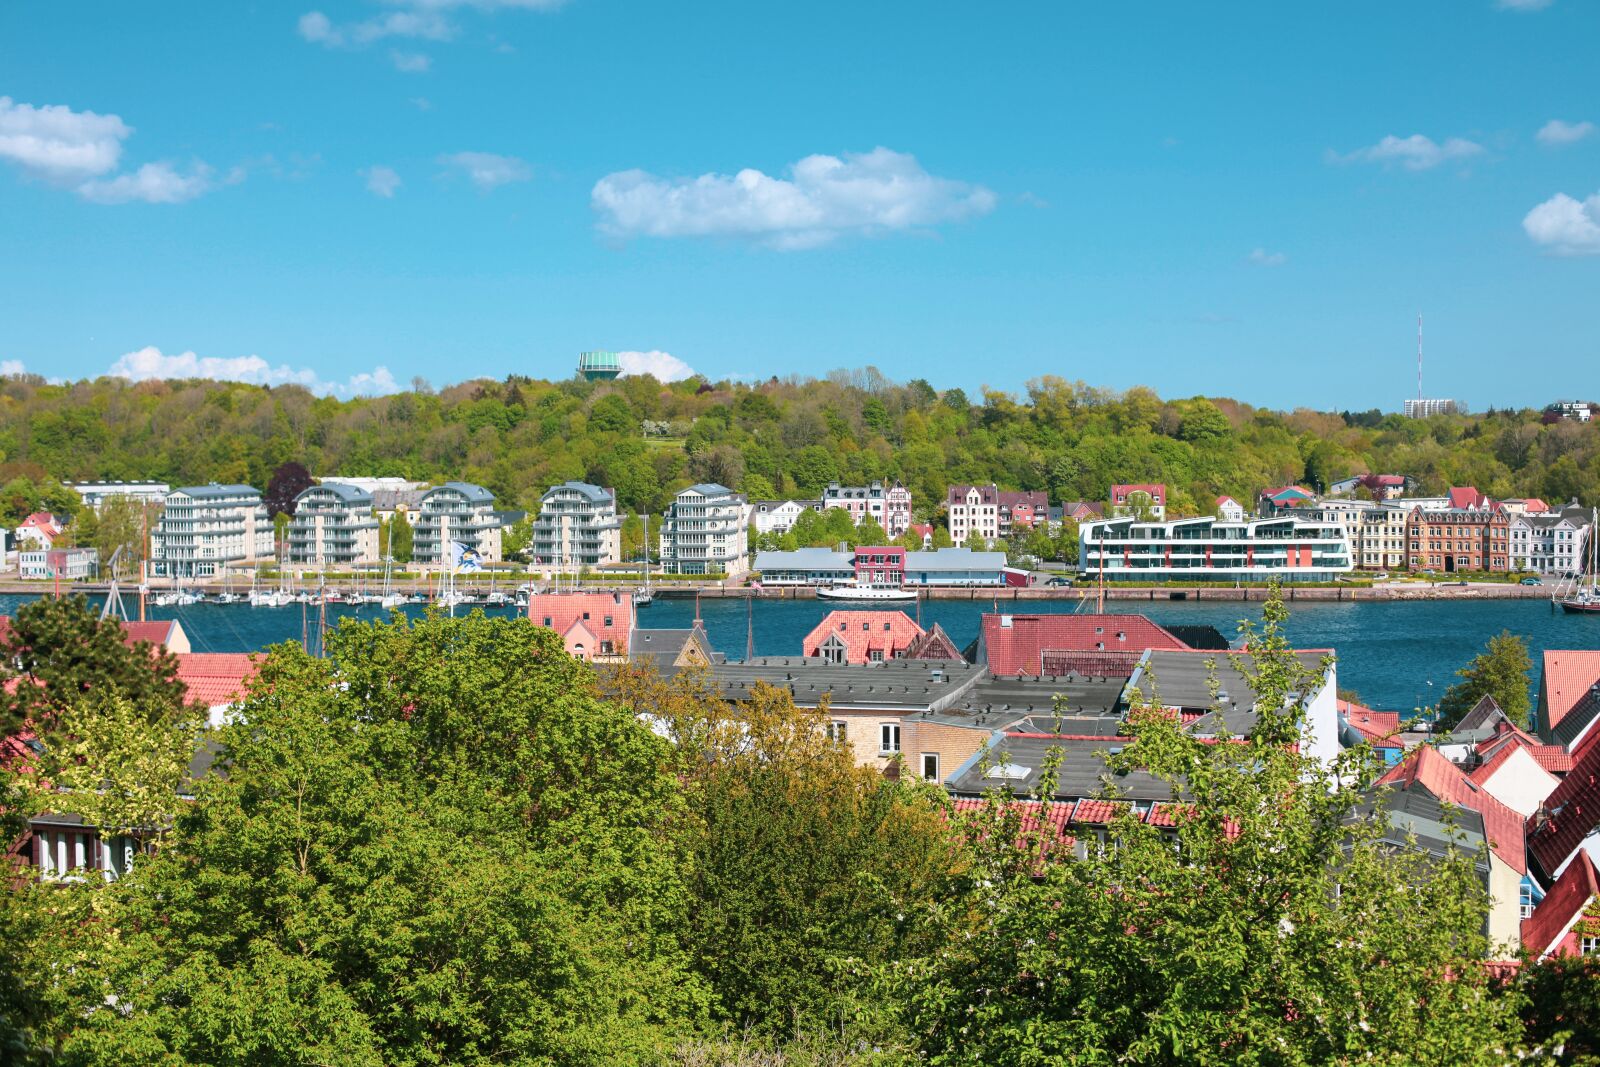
1,370,1596,529
2,594,1598,1065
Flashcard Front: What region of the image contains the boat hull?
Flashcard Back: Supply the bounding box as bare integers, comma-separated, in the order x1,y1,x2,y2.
1558,599,1600,614
816,586,917,602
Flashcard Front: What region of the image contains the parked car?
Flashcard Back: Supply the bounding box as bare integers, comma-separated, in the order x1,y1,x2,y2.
1045,576,1072,587
1520,576,1543,586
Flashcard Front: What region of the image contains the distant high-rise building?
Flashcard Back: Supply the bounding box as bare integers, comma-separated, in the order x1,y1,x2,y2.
1403,398,1460,418
577,350,622,381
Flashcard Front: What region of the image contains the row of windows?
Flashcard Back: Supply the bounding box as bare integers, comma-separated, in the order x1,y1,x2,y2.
827,722,940,780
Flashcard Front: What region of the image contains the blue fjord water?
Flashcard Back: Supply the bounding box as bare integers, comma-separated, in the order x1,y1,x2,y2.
4,593,1594,713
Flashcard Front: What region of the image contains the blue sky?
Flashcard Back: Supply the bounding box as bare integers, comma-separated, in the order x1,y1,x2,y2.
1,0,1596,409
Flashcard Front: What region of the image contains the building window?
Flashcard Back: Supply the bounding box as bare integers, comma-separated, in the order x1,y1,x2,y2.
827,721,848,743
1583,935,1600,956
1520,882,1535,920
921,753,940,781
880,723,901,754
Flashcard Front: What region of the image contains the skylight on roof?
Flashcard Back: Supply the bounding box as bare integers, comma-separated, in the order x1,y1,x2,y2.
984,764,1032,780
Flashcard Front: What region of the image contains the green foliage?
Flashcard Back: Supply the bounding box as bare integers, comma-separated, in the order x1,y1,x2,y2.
1512,954,1600,1063
1437,629,1534,729
885,588,1527,1065
379,509,414,563
0,474,78,527
501,514,534,560
0,595,186,737
87,494,159,573
22,614,708,1065
0,373,1593,534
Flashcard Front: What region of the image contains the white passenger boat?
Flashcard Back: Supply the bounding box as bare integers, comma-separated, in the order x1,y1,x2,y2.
815,583,917,603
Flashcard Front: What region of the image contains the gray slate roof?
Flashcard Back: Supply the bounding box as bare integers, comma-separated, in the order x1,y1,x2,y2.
945,734,1175,803
431,481,496,504
174,483,261,499
702,656,984,711
298,482,372,506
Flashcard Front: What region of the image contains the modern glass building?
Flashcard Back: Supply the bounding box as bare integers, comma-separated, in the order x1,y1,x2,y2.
1078,515,1353,582
577,350,622,381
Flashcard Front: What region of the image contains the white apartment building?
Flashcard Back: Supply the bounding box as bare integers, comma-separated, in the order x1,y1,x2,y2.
1079,514,1353,582
412,482,503,566
821,481,913,538
1404,398,1460,418
1509,504,1594,576
660,483,749,577
750,499,821,536
286,483,381,567
529,481,622,568
317,476,427,494
19,547,98,581
150,484,275,578
66,481,170,512
947,484,1000,545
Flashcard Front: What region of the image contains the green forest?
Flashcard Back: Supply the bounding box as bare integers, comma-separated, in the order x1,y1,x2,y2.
2,370,1596,528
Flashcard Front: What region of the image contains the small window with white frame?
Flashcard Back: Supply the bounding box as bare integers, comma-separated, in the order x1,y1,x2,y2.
880,722,901,754
826,721,848,743
921,752,939,781
1582,935,1600,956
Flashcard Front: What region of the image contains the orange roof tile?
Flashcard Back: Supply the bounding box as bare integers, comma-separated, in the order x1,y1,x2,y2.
982,612,1188,676
175,653,258,707
1529,736,1600,878
527,592,633,656
1539,650,1600,737
1522,851,1600,959
1376,746,1527,874
802,610,924,665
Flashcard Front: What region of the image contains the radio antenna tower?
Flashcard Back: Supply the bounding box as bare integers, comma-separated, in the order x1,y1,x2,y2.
1417,313,1423,402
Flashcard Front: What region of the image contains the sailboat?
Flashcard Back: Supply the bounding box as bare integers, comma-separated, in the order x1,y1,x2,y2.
214,566,241,604
633,513,654,607
1555,508,1600,615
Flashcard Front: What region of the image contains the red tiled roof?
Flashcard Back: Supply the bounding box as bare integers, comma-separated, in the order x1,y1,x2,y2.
802,610,924,665
1072,798,1132,824
527,592,633,655
1522,851,1600,959
175,653,258,707
122,620,179,648
982,613,1189,676
1111,484,1165,505
1531,746,1577,774
1340,700,1400,739
949,798,1077,855
1376,746,1527,874
1528,735,1600,879
18,512,62,534
1522,498,1550,513
1540,650,1600,738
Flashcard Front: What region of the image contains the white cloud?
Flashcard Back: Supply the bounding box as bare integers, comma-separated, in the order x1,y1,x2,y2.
77,161,214,204
390,50,432,73
364,165,402,198
617,350,696,382
1331,133,1485,171
298,9,453,48
1247,247,1286,267
438,150,531,190
0,95,130,182
1,360,26,376
109,346,403,398
592,147,997,249
1523,190,1600,255
1537,119,1595,147
1496,0,1552,9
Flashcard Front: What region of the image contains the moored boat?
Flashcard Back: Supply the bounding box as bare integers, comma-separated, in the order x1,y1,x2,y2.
1554,508,1599,615
816,583,918,602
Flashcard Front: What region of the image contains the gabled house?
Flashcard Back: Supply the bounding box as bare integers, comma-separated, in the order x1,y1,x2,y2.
1521,851,1600,960
1469,729,1563,818
1256,486,1316,514
906,522,935,550
1376,746,1528,953
175,652,258,726
1535,650,1600,750
977,612,1189,679
14,512,64,549
803,610,926,665
1109,484,1166,521
1528,732,1600,885
1338,699,1406,766
527,591,633,662
1215,496,1246,523
629,625,715,671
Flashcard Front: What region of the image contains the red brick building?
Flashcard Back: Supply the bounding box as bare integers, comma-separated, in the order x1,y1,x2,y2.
1405,502,1509,573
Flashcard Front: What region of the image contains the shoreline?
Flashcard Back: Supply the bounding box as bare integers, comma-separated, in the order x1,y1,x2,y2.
0,580,1553,603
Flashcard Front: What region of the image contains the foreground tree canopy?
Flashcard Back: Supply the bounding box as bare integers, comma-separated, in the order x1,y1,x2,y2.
0,598,1582,1064
1,369,1596,524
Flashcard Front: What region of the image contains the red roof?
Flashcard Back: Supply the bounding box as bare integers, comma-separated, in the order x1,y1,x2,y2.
1340,699,1401,741
1528,733,1600,879
1539,650,1600,739
527,592,633,656
175,653,258,707
1475,724,1576,776
1447,486,1493,510
803,610,924,664
18,512,62,534
1111,483,1165,505
981,613,1189,676
1072,798,1132,824
1522,851,1600,959
1522,498,1550,514
122,620,180,648
1376,746,1527,873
